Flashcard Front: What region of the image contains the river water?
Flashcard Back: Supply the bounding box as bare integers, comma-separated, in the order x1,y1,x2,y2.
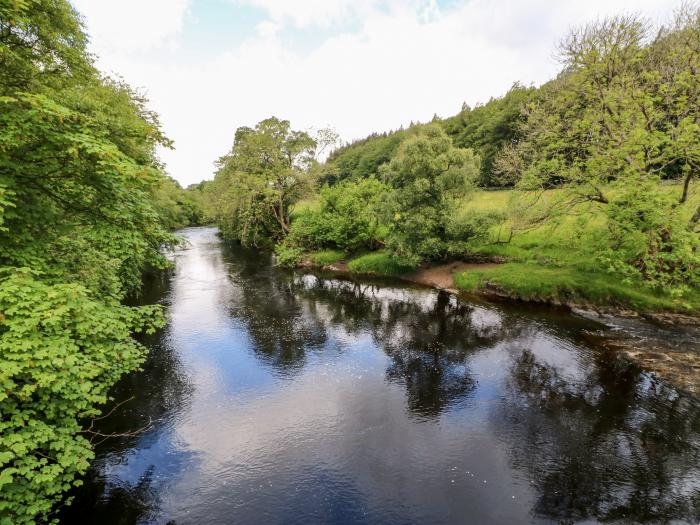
62,227,700,524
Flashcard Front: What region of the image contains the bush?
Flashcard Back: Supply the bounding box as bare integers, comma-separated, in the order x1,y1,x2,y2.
286,178,387,252
274,243,304,267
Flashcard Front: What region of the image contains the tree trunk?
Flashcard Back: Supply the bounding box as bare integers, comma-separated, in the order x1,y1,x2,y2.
680,170,692,204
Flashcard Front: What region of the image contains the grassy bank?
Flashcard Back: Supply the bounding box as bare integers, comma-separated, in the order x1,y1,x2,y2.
346,251,417,275
454,263,700,313
452,187,700,313
297,185,700,315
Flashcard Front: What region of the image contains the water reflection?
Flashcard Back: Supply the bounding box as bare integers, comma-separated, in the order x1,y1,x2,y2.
63,228,700,524
498,350,700,523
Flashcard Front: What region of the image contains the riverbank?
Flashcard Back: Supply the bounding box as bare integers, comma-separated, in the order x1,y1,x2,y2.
289,185,700,318
300,252,700,321
298,253,700,394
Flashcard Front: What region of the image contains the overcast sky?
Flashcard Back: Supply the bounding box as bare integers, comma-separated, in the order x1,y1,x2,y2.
71,0,676,186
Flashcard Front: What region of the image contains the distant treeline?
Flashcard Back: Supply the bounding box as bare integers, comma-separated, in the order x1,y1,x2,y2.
324,82,534,188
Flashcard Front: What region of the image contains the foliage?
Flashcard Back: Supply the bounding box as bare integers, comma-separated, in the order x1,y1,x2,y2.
0,1,184,522
205,118,335,246
497,9,700,294
346,251,416,275
323,87,534,189
382,125,483,264
0,270,164,524
322,129,407,184
0,0,89,95
0,90,177,297
196,6,700,310
151,176,204,230
285,177,387,252
443,83,535,186
274,243,304,267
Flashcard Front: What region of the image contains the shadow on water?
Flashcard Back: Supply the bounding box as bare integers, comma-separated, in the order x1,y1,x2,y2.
61,227,700,524
61,271,195,524
497,349,700,522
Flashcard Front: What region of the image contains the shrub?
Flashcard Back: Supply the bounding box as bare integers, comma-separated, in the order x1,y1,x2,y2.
274,243,304,267
286,178,387,252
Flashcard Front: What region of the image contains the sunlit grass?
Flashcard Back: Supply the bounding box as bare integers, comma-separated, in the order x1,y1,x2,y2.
309,249,345,265
347,250,416,275
454,263,700,313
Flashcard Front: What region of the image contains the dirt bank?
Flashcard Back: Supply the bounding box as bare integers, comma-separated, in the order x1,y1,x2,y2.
403,262,499,291
318,260,498,292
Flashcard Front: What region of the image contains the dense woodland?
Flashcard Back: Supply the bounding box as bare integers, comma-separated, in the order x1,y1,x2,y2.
2,1,700,523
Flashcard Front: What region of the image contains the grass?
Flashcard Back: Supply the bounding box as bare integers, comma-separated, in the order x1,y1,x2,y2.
291,184,700,313
309,249,346,265
290,198,320,222
347,250,417,275
454,263,700,313
451,185,700,313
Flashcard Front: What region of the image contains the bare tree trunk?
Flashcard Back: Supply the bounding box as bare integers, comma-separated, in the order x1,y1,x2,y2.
680,170,693,204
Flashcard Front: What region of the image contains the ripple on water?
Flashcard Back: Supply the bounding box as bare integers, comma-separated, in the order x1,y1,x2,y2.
61,227,700,525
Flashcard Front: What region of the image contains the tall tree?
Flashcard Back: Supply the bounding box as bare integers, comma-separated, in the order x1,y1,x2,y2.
499,10,700,293
0,2,176,522
382,125,482,262
208,117,333,246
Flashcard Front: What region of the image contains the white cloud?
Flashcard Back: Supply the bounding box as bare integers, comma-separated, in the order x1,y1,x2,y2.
71,0,190,53
74,0,680,186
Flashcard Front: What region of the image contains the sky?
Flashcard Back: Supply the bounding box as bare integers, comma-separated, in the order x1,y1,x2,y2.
70,0,676,186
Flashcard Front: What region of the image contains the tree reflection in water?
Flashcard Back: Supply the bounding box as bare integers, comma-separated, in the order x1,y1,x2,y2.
247,271,527,417
62,232,700,524
231,264,700,522
497,349,700,523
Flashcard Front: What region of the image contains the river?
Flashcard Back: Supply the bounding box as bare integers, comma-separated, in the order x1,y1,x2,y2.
62,227,700,524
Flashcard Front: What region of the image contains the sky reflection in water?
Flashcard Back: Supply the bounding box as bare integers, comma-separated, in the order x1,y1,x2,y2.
63,227,700,525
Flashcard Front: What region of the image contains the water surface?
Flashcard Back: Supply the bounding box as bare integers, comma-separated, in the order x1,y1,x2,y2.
63,227,700,524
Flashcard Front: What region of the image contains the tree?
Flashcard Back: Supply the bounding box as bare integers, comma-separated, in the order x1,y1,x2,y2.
208,117,331,246
0,2,177,522
382,125,482,263
0,0,90,94
500,10,700,294
442,83,536,187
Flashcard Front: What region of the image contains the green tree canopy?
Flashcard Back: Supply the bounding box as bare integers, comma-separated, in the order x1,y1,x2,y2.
0,2,180,522
382,125,482,262
503,10,700,293
206,117,334,246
